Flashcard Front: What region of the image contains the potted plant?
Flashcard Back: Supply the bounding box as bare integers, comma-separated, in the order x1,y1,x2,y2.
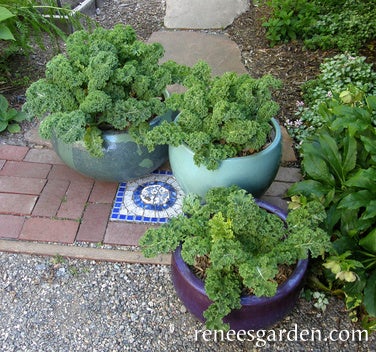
144,60,283,197
23,24,188,181
140,186,331,331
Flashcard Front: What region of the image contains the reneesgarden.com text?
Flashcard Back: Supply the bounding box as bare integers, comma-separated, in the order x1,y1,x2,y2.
194,324,368,347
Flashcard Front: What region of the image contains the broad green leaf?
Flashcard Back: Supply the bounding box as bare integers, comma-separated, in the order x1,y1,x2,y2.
363,270,376,316
361,200,376,221
303,152,335,185
338,190,374,210
331,104,353,117
366,95,376,110
7,123,21,133
302,137,323,159
0,120,7,132
4,109,17,121
332,236,356,254
360,136,376,158
0,7,15,22
343,270,367,296
0,24,15,41
318,132,344,182
345,168,376,189
340,208,363,237
12,111,27,122
0,94,8,112
287,179,333,200
325,203,342,232
342,135,357,175
359,228,376,253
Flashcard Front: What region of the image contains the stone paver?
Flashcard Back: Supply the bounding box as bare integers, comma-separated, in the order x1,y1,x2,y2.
0,193,38,215
48,164,94,182
89,181,118,203
32,179,70,217
165,0,249,29
76,203,112,243
0,214,25,239
24,148,64,164
0,175,46,195
281,125,297,163
149,31,248,76
19,217,79,243
104,222,154,246
0,160,51,178
24,127,52,148
275,167,302,183
0,145,29,161
56,180,93,220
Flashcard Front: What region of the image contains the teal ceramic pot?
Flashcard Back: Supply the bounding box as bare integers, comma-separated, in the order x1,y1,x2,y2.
169,118,282,198
51,110,176,182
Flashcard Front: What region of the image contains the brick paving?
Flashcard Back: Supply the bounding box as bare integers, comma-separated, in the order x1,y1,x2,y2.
0,144,157,247
0,143,300,249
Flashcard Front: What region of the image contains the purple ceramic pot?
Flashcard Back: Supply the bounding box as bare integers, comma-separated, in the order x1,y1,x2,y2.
170,199,309,331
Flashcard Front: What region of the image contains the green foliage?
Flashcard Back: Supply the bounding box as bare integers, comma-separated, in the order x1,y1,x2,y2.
23,24,189,157
140,186,330,330
144,60,282,170
262,0,318,47
0,94,27,133
302,289,330,312
286,54,376,144
0,5,15,41
304,55,376,106
263,0,376,52
288,91,376,330
0,0,92,59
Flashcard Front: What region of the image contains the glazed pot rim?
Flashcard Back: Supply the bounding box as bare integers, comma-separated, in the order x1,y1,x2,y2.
171,117,282,161
100,110,174,137
172,199,309,305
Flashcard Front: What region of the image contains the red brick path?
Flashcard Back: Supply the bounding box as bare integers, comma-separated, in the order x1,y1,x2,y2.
0,145,152,246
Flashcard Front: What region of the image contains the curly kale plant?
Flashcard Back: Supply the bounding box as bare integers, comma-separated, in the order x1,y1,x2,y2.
144,60,282,170
140,186,330,330
23,24,188,157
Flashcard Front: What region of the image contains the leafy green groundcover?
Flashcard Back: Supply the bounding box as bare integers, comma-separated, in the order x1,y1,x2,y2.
263,0,376,52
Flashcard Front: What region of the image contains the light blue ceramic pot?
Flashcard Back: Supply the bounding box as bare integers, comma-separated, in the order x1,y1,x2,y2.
51,110,176,182
169,118,282,198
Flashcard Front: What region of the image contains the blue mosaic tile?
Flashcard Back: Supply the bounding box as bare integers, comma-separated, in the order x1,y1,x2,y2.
110,170,185,224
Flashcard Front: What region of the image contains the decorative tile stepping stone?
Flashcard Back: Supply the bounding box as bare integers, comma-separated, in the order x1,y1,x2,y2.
110,171,185,224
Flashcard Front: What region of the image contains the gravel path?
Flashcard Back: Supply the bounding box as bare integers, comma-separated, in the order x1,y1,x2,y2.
1,252,374,351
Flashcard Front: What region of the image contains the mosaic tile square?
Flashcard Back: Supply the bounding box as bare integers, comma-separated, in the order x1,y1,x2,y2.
110,170,185,224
